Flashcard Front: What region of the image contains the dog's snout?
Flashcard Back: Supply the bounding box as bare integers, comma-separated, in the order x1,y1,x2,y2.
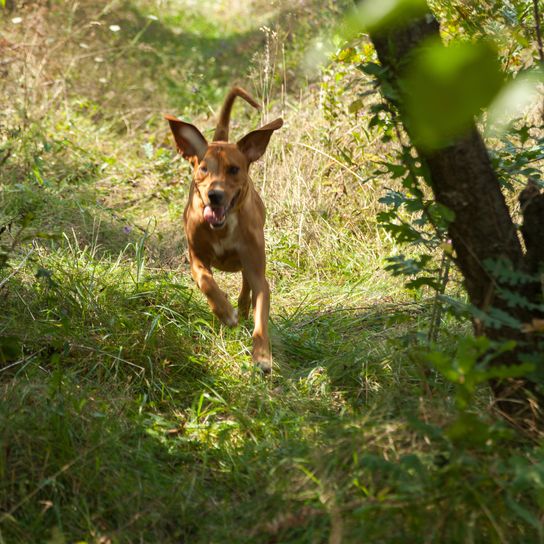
208,190,225,206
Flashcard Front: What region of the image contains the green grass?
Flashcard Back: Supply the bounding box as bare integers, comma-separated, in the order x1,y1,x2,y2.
1,1,544,543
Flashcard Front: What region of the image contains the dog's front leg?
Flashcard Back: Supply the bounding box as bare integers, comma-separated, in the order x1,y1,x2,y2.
190,253,237,327
242,258,272,373
251,276,272,372
237,273,251,321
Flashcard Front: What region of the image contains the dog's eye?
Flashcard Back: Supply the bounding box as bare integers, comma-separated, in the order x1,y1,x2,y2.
199,164,208,174
227,166,239,175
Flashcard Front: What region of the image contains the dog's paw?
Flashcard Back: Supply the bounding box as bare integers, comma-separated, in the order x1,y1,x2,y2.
237,305,250,321
222,309,238,328
256,358,273,374
253,352,273,374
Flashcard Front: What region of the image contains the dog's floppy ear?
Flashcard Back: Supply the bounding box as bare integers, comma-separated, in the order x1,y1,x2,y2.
237,118,283,163
165,115,208,163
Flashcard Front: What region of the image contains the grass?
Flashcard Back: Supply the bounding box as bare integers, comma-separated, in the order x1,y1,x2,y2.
1,1,544,543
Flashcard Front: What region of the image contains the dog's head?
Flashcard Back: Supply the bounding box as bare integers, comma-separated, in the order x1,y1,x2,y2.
165,88,282,230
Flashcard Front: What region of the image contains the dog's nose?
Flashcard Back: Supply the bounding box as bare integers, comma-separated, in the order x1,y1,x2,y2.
208,190,225,206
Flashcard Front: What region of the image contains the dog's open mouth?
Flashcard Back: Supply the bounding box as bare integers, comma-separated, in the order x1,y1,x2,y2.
202,190,240,230
203,205,227,229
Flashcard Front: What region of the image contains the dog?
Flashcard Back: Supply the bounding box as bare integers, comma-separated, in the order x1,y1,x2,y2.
165,87,283,372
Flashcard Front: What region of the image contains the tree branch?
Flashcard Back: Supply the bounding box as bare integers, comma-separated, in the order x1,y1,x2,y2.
371,17,523,311
533,0,544,64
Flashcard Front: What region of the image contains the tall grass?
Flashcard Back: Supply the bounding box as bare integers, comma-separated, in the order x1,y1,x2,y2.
1,1,543,543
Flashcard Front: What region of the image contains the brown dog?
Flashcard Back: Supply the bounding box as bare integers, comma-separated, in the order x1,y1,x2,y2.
165,87,283,372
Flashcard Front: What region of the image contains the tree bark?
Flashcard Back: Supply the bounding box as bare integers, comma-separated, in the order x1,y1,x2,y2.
369,15,543,425
520,181,544,278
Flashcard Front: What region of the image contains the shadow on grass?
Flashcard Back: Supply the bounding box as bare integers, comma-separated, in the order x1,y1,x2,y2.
54,0,272,119
2,280,529,544
108,0,315,110
1,144,166,261
0,272,326,543
59,0,341,119
271,299,432,406
0,261,215,401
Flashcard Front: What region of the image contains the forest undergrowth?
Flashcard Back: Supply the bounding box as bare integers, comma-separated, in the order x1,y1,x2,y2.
1,1,543,542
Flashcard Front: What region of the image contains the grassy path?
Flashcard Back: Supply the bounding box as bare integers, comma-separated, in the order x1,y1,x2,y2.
1,2,543,542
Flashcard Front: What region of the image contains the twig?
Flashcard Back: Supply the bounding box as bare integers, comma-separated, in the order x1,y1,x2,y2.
428,252,451,343
328,504,343,544
0,249,34,289
0,348,47,374
72,343,145,371
294,142,375,188
0,148,12,166
533,0,544,64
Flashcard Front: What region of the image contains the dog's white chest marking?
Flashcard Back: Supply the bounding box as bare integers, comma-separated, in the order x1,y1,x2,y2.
213,215,239,256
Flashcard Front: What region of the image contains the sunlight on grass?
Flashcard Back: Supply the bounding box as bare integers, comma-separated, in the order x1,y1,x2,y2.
1,0,543,542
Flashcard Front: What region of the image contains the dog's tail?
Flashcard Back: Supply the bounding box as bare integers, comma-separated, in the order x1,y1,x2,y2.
213,87,260,142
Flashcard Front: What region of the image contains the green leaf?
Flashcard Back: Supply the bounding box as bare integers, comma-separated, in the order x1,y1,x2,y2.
385,254,432,276
426,351,460,382
351,0,428,33
32,165,46,186
337,47,359,63
471,306,523,330
498,287,544,312
348,99,365,113
484,257,537,286
382,223,422,243
369,103,389,114
446,412,490,445
486,69,543,137
505,494,542,530
485,362,535,380
406,276,440,290
382,161,408,178
0,336,21,362
368,115,385,129
358,62,384,76
427,202,455,228
402,39,505,150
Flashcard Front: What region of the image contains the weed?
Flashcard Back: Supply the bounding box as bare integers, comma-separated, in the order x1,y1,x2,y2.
1,1,543,543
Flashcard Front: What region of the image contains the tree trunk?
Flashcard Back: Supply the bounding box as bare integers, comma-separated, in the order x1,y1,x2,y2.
369,15,543,426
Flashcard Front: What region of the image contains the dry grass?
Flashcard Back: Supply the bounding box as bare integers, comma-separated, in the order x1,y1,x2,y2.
1,1,543,543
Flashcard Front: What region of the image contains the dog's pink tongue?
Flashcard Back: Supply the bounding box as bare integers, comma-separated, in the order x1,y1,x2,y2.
203,205,226,225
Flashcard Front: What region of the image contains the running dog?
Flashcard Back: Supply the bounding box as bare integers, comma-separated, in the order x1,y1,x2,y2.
165,87,282,372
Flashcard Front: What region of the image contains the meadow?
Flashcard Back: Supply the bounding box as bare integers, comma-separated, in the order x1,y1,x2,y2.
1,1,543,542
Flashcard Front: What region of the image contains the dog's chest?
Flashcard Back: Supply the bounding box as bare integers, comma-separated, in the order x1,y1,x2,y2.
212,216,239,258
213,236,238,257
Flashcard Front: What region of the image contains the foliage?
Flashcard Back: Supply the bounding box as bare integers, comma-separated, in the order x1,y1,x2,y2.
0,1,544,543
401,38,505,149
